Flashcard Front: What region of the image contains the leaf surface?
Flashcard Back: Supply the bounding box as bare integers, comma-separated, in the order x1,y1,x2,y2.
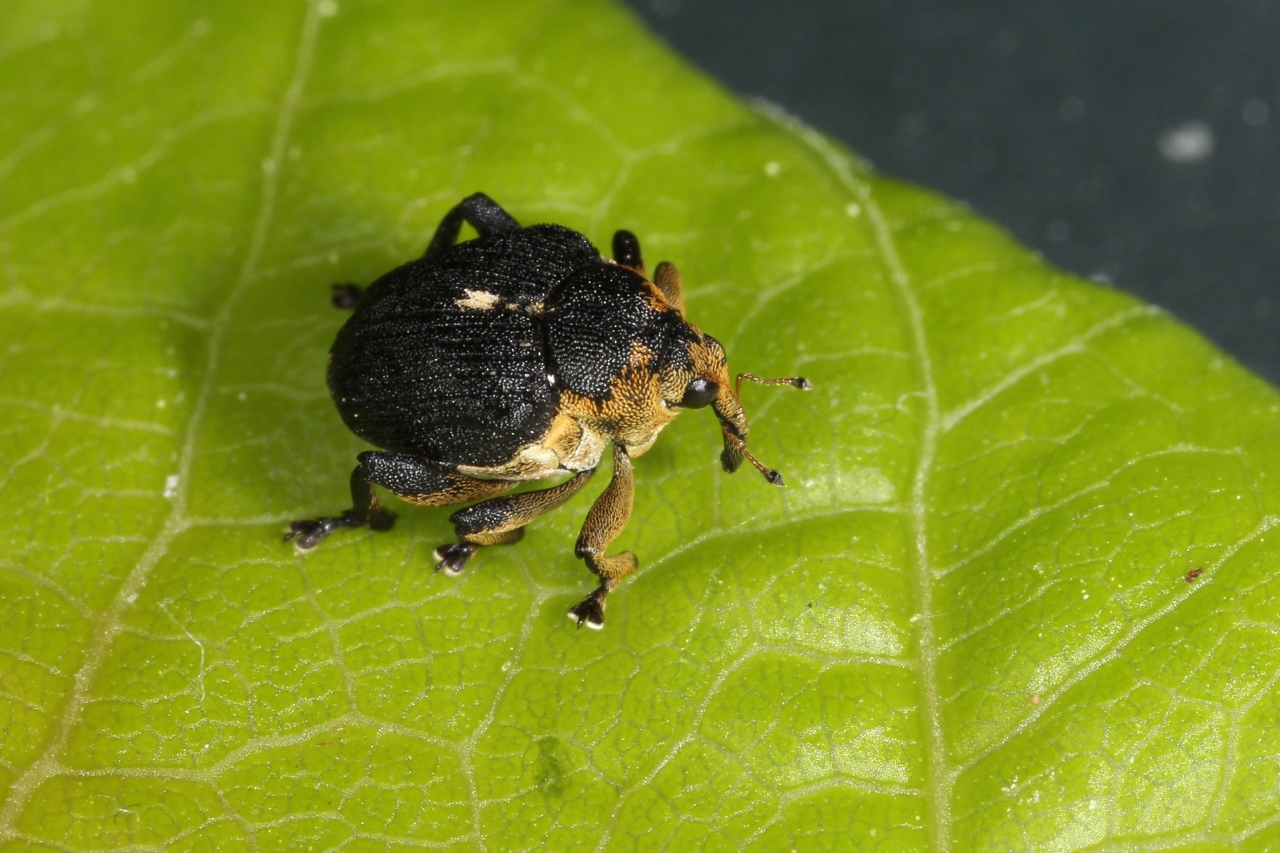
3,1,1280,850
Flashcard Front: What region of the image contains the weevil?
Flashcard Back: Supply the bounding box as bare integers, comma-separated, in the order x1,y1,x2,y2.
287,193,810,628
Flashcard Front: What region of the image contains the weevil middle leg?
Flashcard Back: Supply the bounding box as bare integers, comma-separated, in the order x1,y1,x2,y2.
611,229,646,277
440,469,596,574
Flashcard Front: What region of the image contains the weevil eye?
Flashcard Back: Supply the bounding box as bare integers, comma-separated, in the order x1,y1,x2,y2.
680,378,719,409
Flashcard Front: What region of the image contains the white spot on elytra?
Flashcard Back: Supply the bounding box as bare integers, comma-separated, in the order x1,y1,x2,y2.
454,289,501,310
1158,121,1215,163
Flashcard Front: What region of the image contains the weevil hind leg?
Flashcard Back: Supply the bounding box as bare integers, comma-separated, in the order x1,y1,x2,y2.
569,443,638,629
424,192,521,258
440,469,596,575
285,464,396,550
330,283,363,310
286,451,514,550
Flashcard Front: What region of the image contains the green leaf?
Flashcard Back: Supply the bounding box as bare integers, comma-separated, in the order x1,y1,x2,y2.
3,1,1280,850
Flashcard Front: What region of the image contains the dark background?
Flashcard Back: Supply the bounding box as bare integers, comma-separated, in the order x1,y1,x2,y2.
623,0,1280,385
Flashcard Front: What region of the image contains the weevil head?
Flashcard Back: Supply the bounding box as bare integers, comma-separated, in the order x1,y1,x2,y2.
657,324,752,475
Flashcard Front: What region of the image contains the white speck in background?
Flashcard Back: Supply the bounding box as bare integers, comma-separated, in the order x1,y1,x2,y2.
1243,98,1270,127
1158,121,1215,163
164,474,180,499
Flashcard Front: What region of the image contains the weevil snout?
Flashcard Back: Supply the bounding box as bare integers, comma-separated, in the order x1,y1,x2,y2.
713,371,811,486
668,328,810,486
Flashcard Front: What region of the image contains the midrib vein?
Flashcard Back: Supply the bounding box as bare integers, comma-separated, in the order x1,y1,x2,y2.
758,104,952,851
0,1,324,837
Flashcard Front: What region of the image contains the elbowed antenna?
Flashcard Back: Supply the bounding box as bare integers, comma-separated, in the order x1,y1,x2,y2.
721,423,785,486
716,371,812,487
735,372,813,394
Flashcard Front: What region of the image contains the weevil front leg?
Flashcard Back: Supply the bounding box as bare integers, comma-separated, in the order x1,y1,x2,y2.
651,261,684,316
286,451,515,550
439,469,597,574
569,443,637,630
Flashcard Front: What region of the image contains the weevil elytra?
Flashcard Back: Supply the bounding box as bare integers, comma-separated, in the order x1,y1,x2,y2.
287,193,810,628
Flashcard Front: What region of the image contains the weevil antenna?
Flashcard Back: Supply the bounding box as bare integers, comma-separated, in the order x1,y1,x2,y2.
721,423,785,487
735,372,813,395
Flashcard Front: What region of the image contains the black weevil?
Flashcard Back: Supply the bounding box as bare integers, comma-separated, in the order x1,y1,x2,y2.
287,193,810,628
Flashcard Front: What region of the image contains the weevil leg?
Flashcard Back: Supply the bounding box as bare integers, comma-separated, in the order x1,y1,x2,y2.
285,464,396,550
569,443,637,629
439,469,596,575
424,192,521,258
330,283,363,310
286,452,515,550
652,261,684,316
611,230,646,277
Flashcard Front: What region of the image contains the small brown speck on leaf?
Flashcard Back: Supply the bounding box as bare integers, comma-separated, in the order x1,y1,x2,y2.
1185,567,1204,583
1030,694,1041,705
